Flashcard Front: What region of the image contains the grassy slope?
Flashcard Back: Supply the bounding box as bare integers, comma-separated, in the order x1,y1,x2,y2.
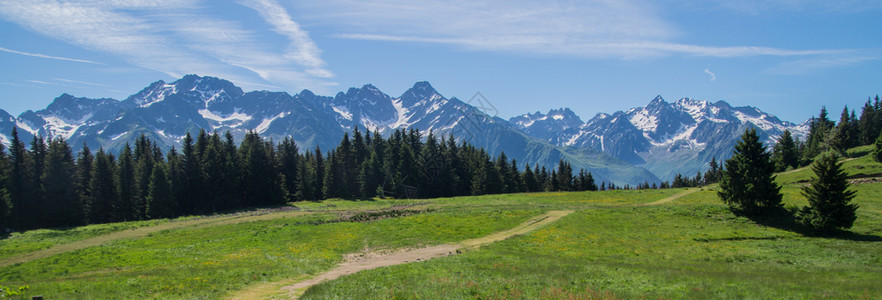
0,207,538,298
1,148,880,299
304,151,882,299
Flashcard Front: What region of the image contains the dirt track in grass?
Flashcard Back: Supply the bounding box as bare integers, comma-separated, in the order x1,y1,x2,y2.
641,188,699,206
230,210,574,299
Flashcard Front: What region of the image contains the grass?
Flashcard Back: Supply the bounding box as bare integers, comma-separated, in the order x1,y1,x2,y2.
0,208,538,299
1,147,881,299
0,218,171,261
303,153,882,299
304,185,882,299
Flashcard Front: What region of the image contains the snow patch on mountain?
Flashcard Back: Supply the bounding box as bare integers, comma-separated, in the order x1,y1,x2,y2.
332,105,353,121
42,116,85,140
138,83,177,108
256,112,288,133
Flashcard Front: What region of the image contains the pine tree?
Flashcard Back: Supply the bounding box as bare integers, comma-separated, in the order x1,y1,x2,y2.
199,132,225,213
133,135,155,219
7,127,30,230
704,157,720,183
76,143,93,215
180,132,201,214
165,147,183,216
829,107,852,153
115,143,137,221
277,137,300,202
220,132,241,210
28,135,47,228
42,138,82,227
146,162,175,219
522,163,539,192
0,142,11,230
312,146,325,200
87,148,116,224
718,128,783,214
798,153,858,233
556,160,573,191
772,130,799,171
859,98,880,145
873,131,882,163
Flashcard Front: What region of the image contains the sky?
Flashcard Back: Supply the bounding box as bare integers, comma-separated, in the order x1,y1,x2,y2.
0,0,880,124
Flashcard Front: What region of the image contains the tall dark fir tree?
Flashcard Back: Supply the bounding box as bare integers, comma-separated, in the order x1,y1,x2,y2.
798,153,858,233
771,130,800,171
718,128,783,214
41,138,82,227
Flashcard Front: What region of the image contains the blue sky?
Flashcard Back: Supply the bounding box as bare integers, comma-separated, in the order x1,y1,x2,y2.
0,0,879,123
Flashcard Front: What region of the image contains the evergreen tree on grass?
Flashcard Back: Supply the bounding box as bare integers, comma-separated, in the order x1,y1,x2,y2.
798,153,858,233
772,130,799,171
718,128,783,215
874,131,882,163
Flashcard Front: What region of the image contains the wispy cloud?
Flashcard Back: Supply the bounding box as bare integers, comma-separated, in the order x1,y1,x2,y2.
0,46,101,64
704,68,716,82
301,0,847,59
238,0,331,79
764,55,879,75
53,78,109,87
683,0,882,15
0,0,334,92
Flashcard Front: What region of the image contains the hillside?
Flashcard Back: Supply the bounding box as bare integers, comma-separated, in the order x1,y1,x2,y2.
0,147,879,299
0,75,658,185
512,96,809,181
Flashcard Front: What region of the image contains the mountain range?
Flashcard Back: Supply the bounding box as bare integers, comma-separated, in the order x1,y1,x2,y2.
0,75,807,185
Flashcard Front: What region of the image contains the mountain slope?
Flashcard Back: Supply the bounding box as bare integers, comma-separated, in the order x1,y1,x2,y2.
0,75,659,185
512,96,808,181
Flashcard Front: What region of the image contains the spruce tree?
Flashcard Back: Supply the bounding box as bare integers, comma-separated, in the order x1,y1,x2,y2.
771,130,799,171
873,131,882,163
718,128,783,214
146,163,175,219
859,98,880,145
220,132,241,210
42,138,82,227
0,142,11,230
87,148,116,224
115,143,137,221
522,163,539,192
7,127,30,230
76,143,93,212
798,153,858,233
277,137,300,202
28,135,47,228
829,107,852,153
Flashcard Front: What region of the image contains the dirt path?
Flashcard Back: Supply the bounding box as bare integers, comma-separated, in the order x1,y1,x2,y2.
231,210,573,299
641,188,699,206
0,210,310,268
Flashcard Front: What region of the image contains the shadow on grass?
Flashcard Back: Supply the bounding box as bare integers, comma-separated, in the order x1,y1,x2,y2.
737,207,882,242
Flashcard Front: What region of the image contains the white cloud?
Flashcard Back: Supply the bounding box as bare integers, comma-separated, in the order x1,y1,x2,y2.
238,0,331,78
704,68,716,82
298,0,845,59
53,78,110,87
0,0,334,92
0,46,101,64
682,0,882,15
764,56,879,75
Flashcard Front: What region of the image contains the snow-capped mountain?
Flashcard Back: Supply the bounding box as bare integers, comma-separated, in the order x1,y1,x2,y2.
0,75,659,185
512,96,809,181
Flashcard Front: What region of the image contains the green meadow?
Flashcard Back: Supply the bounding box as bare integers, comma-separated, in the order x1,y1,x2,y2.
2,151,881,299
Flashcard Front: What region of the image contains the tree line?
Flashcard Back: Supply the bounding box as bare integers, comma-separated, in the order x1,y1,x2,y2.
772,96,882,171
0,127,600,231
717,97,882,234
